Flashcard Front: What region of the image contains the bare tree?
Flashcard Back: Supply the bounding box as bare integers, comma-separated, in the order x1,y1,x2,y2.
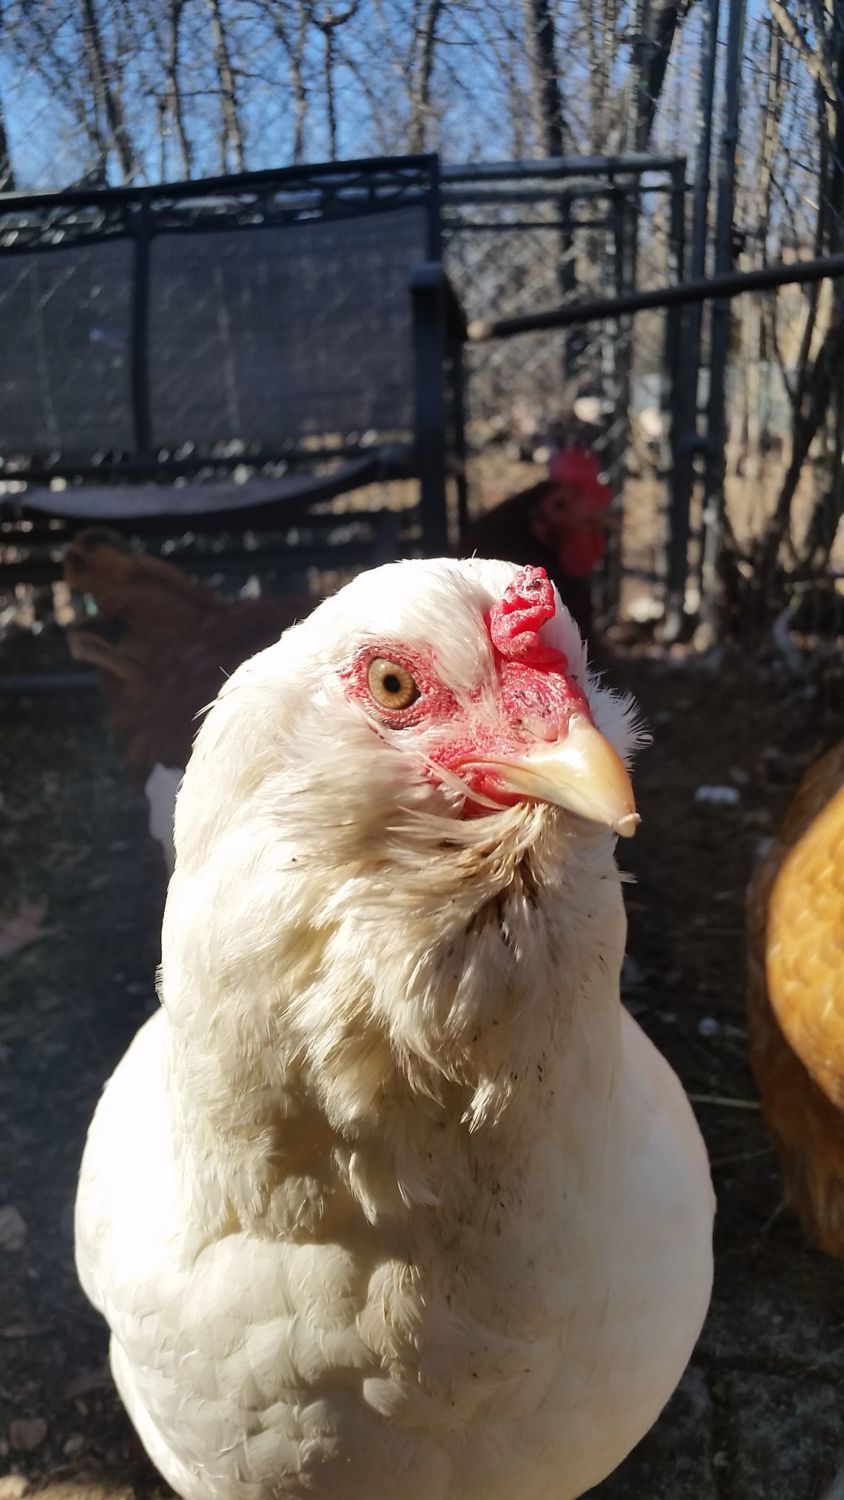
4,6,95,179
631,0,699,150
580,0,618,152
166,0,194,176
207,0,246,170
261,0,310,162
0,2,15,189
2,0,705,184
522,0,566,155
407,0,444,153
741,17,784,487
304,2,359,159
462,2,532,158
0,89,14,190
79,0,139,180
723,0,844,621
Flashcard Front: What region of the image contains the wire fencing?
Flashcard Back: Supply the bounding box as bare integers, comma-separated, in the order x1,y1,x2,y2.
2,0,841,646
442,157,681,628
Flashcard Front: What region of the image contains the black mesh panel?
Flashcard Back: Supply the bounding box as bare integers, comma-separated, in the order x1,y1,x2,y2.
0,240,134,454
147,206,425,449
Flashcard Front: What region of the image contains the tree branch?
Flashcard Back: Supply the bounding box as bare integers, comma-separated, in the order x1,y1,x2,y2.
769,0,835,112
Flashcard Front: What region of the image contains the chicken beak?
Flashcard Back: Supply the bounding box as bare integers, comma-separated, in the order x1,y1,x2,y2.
468,716,639,837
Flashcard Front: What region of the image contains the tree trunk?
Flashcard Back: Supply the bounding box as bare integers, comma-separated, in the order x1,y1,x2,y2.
290,1,310,163
521,0,566,156
744,17,783,485
207,0,246,172
0,8,14,189
407,0,444,153
265,0,310,162
521,0,578,372
323,24,337,158
757,2,844,603
79,0,137,181
633,0,694,150
0,92,14,191
306,2,360,161
167,0,193,177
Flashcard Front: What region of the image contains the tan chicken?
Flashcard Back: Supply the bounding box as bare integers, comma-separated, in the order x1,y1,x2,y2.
746,741,844,1257
64,530,315,785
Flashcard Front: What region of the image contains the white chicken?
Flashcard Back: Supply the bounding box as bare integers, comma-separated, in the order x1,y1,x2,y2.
75,558,714,1500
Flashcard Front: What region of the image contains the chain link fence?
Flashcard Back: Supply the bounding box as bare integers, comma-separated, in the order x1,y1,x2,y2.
442,157,681,628
2,0,842,648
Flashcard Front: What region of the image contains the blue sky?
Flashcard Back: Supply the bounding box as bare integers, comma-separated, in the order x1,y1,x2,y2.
0,0,779,194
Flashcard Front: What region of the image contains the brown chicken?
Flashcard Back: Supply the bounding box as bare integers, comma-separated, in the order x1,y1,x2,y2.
746,741,844,1258
64,530,315,785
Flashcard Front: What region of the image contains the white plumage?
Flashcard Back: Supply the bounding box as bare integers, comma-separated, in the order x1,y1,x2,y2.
76,557,714,1500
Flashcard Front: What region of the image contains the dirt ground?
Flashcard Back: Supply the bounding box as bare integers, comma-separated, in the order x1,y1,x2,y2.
0,617,842,1500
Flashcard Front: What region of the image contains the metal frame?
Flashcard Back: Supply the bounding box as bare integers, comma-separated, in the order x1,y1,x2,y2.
0,153,460,562
410,263,466,553
0,155,443,248
464,252,844,338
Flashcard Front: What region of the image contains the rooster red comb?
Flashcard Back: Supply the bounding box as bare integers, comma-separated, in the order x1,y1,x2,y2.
487,566,568,670
548,444,611,512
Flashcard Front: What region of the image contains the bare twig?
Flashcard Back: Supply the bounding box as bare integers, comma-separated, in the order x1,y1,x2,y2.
770,0,835,111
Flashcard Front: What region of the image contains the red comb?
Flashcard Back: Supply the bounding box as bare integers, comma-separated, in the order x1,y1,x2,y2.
487,566,568,670
548,444,612,513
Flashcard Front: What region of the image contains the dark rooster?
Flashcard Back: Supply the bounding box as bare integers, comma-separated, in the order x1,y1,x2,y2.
462,444,614,641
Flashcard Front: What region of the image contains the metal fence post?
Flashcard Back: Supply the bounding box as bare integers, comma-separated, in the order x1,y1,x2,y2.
699,0,747,641
411,263,450,556
602,185,634,622
662,158,687,607
664,0,720,638
130,198,153,457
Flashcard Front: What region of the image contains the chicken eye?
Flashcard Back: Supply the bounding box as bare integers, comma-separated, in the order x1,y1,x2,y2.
367,658,420,711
